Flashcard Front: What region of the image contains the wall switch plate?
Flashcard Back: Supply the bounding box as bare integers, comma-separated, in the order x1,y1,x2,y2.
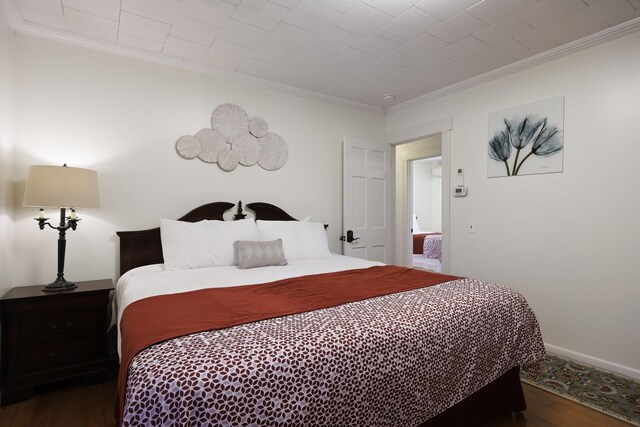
467,220,476,234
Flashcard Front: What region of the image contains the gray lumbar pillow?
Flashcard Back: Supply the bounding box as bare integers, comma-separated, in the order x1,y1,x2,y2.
234,239,288,269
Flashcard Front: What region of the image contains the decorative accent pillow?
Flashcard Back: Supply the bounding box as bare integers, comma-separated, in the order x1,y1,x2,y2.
256,220,331,261
160,218,259,270
234,239,288,269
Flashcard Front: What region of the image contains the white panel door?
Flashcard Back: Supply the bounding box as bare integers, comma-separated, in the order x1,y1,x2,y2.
343,137,392,263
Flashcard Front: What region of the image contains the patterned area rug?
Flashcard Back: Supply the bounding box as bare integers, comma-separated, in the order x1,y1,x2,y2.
521,353,640,426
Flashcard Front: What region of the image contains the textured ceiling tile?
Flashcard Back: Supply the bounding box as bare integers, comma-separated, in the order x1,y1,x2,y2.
361,0,418,17
64,7,118,41
162,36,209,61
473,38,529,62
119,11,171,43
472,16,533,47
414,0,479,21
251,43,296,65
316,0,359,14
201,55,240,70
381,6,440,40
437,36,490,61
312,26,362,53
332,48,377,68
270,0,300,8
396,32,448,58
562,0,634,31
118,32,164,52
347,63,389,82
466,0,540,25
169,15,220,45
21,7,66,29
19,0,63,16
207,38,253,63
62,0,120,20
353,30,404,55
427,12,487,43
177,0,237,28
372,50,415,72
408,52,455,72
293,45,338,66
516,0,587,28
121,0,179,24
265,23,315,51
441,55,491,78
334,3,393,37
607,8,640,26
284,0,343,33
231,0,290,31
217,19,269,48
514,19,576,48
237,57,282,80
512,40,557,60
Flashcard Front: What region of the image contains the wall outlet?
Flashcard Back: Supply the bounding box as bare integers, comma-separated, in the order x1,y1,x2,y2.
467,220,476,234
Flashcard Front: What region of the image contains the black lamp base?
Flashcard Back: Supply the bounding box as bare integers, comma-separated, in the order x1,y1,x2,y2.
42,277,77,293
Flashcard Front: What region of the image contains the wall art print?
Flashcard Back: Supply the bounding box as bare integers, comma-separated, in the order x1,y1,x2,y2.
176,103,288,172
488,96,564,178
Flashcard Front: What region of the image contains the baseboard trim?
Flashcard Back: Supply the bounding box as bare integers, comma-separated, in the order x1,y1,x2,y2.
544,343,640,380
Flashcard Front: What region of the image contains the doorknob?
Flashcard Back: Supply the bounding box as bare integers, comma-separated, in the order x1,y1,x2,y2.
340,230,360,243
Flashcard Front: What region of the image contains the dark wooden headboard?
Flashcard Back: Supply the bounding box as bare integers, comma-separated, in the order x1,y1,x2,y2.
116,201,303,276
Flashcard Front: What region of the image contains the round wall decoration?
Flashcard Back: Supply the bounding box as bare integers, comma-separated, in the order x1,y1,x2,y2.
211,104,249,141
195,128,228,163
176,135,201,159
258,133,288,171
176,103,288,172
218,149,239,171
249,117,268,138
232,132,262,166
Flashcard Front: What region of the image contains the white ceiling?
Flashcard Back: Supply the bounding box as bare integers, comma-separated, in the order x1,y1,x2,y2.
5,0,640,110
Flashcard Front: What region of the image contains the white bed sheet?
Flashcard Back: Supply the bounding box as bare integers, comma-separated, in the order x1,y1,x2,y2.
115,254,383,356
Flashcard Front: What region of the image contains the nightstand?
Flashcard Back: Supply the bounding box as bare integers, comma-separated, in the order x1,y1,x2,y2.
0,279,114,405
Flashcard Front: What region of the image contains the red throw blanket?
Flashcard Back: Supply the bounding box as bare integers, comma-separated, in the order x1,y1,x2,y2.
117,265,458,422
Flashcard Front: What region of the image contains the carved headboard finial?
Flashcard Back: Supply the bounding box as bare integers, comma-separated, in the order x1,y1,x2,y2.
234,201,247,220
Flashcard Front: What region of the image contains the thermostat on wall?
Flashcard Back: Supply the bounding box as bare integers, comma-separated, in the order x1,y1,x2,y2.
453,186,468,197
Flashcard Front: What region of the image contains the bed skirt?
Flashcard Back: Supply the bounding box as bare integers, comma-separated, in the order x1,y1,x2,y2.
419,366,525,427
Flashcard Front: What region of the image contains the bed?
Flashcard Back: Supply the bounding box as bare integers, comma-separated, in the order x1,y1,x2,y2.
115,201,545,426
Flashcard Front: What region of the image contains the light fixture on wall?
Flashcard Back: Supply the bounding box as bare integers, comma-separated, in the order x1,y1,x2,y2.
23,164,100,292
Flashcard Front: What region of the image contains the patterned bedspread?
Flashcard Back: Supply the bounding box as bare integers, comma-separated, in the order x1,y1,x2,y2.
121,278,544,426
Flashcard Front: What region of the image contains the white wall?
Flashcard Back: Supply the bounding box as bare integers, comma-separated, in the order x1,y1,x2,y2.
12,34,385,287
0,7,15,293
388,31,640,378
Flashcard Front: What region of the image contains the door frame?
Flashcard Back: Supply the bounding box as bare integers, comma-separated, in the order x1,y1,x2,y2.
387,117,452,272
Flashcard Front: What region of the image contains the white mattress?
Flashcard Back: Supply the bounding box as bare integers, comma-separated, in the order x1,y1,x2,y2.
115,254,383,356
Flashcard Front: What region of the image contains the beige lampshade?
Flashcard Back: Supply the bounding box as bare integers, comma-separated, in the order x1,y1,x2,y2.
23,165,100,208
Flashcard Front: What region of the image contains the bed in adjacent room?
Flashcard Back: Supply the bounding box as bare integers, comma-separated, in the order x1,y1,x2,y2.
114,201,545,427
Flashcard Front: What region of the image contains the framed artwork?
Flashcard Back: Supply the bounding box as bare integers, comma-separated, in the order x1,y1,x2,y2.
488,96,564,178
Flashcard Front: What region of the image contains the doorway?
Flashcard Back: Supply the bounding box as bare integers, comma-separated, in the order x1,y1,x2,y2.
389,117,452,272
410,156,443,272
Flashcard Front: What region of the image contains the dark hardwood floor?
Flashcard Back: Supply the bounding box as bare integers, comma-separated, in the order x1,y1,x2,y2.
0,380,632,426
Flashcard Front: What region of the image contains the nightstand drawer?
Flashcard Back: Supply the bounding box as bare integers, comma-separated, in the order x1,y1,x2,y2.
19,310,103,346
18,336,105,372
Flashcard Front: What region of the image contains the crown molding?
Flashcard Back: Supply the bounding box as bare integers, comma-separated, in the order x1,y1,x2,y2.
5,11,385,116
387,17,640,115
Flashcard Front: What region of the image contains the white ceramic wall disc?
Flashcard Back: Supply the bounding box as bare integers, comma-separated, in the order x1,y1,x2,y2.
211,103,249,141
258,133,288,171
218,149,239,171
249,117,268,138
196,128,227,163
232,132,262,166
176,135,201,159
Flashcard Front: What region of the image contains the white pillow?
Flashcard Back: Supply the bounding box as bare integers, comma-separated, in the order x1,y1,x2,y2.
160,218,259,270
256,220,331,261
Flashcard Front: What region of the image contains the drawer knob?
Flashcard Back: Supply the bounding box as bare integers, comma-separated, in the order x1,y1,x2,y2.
50,320,73,333
49,349,71,360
